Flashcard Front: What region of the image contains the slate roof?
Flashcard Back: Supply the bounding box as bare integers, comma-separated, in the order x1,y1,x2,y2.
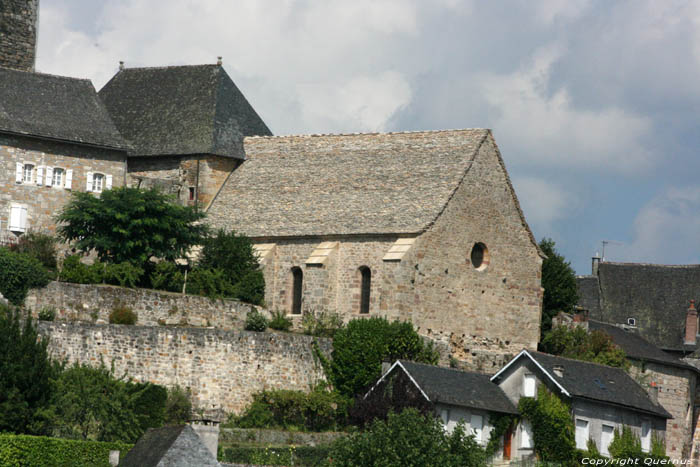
99,64,271,157
576,275,601,317
0,67,126,149
578,262,700,351
119,425,220,467
493,351,671,419
386,360,518,414
207,129,539,238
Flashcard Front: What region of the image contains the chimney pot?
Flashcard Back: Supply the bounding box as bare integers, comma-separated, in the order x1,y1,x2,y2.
217,56,222,65
119,61,124,70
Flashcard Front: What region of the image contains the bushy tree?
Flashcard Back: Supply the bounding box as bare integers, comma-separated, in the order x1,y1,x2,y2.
329,408,487,467
541,325,628,369
0,247,52,305
164,386,192,425
56,187,207,267
9,231,58,274
198,229,259,286
539,238,579,335
330,317,439,397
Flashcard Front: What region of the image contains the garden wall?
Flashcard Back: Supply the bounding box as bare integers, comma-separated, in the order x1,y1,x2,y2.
38,322,332,418
26,281,261,329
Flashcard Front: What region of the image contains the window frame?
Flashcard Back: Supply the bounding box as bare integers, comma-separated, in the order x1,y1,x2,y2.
575,418,590,450
22,163,34,184
641,420,651,453
523,373,536,397
359,266,371,314
290,267,303,315
92,172,105,193
600,424,615,456
51,167,65,188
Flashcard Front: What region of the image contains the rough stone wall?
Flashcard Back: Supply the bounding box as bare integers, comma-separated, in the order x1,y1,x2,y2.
628,362,696,460
25,281,262,329
0,0,38,71
39,322,331,416
0,134,126,242
220,428,345,446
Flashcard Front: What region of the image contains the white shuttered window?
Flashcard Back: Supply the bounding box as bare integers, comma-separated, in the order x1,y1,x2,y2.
9,204,27,232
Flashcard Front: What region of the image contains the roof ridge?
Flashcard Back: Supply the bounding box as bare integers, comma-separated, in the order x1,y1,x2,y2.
244,128,489,140
0,66,93,83
398,359,487,376
601,261,700,268
119,63,220,72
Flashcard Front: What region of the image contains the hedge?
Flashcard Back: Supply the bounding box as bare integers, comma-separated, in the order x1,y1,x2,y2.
0,433,132,467
219,445,331,466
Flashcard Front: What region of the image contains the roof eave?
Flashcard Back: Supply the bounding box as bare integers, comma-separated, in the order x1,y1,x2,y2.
0,128,128,152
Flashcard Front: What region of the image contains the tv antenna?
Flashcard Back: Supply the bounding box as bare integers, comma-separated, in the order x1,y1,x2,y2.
601,240,623,262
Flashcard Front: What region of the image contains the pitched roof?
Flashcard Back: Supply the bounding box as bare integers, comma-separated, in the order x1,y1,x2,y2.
588,320,696,371
581,262,700,351
0,67,126,149
207,129,494,237
576,275,601,317
98,64,271,157
385,360,518,414
119,425,220,467
492,350,671,419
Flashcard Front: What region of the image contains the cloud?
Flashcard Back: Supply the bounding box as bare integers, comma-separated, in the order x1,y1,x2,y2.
512,176,575,233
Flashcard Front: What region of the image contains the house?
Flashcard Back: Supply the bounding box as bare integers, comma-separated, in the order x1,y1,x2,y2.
0,66,128,244
98,63,272,207
206,130,545,369
367,360,517,445
118,425,220,467
491,350,671,459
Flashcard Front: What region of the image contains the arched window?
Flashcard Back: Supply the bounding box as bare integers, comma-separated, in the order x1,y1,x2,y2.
291,267,303,315
359,266,371,314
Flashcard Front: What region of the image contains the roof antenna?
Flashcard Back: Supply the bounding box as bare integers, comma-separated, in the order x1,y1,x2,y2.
600,240,622,262
217,56,222,66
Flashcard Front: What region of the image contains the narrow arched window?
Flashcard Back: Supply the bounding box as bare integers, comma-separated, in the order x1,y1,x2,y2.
291,267,303,315
359,266,371,314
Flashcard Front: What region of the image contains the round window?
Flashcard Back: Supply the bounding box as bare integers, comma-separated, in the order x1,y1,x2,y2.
470,242,490,271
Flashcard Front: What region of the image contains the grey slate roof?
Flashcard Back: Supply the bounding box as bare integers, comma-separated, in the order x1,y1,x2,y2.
576,275,601,317
579,262,700,351
0,67,126,149
207,129,495,237
498,351,671,418
98,64,271,157
119,425,220,467
394,360,518,414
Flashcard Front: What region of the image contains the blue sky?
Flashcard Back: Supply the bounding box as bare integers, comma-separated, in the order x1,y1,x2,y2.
37,0,700,274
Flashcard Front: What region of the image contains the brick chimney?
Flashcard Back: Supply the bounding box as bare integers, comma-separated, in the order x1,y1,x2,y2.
592,253,600,276
685,300,697,345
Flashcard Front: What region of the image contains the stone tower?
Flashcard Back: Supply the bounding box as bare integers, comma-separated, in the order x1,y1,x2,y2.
0,0,39,71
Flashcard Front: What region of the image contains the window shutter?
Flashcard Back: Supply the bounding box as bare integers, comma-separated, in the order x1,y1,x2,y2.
65,169,73,189
9,205,27,232
20,206,27,231
86,172,93,191
36,166,44,185
106,174,113,190
45,167,53,186
15,163,23,183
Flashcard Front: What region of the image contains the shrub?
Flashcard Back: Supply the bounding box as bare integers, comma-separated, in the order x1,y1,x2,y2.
231,269,265,305
38,307,56,322
149,261,184,292
268,310,292,331
244,309,268,332
330,317,439,397
164,386,192,425
541,325,628,369
103,262,143,288
9,231,58,274
59,255,103,285
108,306,137,325
608,426,643,460
302,310,344,338
219,445,332,466
198,229,260,286
0,433,131,467
0,247,52,306
185,268,233,298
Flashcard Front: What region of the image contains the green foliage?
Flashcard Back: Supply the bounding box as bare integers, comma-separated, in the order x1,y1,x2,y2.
149,261,184,292
244,309,269,332
541,325,628,369
302,310,344,338
330,317,439,397
199,229,260,286
164,386,192,425
108,306,137,325
0,433,131,467
185,268,234,298
517,385,576,463
59,255,104,284
539,238,579,335
103,262,143,288
56,187,208,267
9,231,58,274
329,408,487,467
268,310,292,331
219,445,331,467
228,387,349,432
231,269,265,305
581,437,605,461
0,305,58,434
607,426,643,460
0,247,52,306
38,306,56,322
651,435,669,460
485,414,516,458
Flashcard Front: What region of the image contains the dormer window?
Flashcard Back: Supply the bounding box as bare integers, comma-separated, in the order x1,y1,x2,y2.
627,318,636,326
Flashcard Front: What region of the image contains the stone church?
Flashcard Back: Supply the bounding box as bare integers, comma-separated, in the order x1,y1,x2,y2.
0,1,543,369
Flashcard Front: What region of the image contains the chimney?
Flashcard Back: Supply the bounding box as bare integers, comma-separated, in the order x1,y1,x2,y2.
592,253,600,276
217,56,222,66
648,382,659,404
119,60,124,70
552,365,564,378
685,300,697,345
572,308,589,331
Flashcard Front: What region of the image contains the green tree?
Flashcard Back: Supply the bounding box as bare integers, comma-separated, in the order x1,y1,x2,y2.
9,231,58,275
55,187,207,267
0,247,52,306
540,325,628,369
0,305,58,434
198,229,260,286
330,317,439,398
539,238,579,335
329,408,487,467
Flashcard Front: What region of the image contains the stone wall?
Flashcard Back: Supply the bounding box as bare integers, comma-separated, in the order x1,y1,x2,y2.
26,281,261,329
220,428,345,447
39,322,332,416
0,0,38,71
0,134,126,241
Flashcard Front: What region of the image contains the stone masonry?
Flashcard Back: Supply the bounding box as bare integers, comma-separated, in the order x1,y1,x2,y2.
39,322,332,417
0,0,38,71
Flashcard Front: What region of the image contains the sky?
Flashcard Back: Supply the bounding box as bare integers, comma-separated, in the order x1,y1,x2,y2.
35,0,700,274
